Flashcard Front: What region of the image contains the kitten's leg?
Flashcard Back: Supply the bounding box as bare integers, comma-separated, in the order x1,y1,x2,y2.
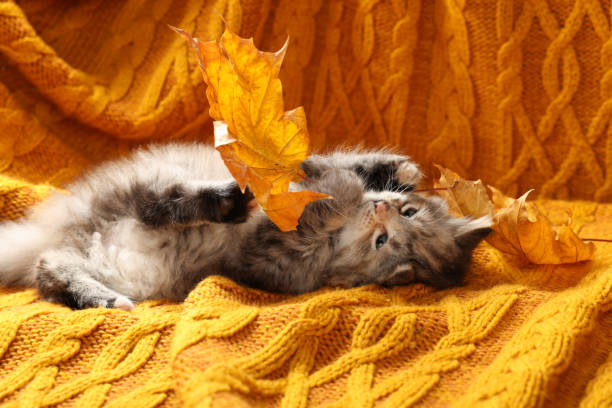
134,181,256,227
301,151,422,192
36,248,134,310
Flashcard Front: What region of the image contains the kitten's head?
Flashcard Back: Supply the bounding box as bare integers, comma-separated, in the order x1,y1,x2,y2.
325,192,491,289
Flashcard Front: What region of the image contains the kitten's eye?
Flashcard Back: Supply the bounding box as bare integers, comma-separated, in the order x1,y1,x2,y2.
403,207,418,217
375,233,388,249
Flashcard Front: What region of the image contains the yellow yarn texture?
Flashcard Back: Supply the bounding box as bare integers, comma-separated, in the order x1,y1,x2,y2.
1,0,612,406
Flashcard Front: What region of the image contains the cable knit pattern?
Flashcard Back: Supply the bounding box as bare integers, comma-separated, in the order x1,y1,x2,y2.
2,0,612,406
426,0,474,175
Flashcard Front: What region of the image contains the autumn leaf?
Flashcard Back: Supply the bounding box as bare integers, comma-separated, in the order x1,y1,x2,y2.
434,165,494,218
173,26,328,231
487,184,515,210
435,166,595,264
487,187,595,264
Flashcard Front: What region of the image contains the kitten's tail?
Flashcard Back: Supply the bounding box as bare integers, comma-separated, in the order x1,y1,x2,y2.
0,220,51,287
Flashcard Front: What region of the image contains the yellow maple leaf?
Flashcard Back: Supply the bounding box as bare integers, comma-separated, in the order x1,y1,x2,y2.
173,26,328,231
434,166,595,264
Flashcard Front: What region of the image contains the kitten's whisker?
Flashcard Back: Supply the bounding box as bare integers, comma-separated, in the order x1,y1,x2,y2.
398,185,412,194
428,201,448,222
413,187,449,193
322,202,351,221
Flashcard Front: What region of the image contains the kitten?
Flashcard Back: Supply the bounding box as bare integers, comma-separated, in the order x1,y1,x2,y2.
0,144,491,310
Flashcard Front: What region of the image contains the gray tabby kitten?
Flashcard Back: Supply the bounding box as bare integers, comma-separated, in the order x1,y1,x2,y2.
0,144,491,310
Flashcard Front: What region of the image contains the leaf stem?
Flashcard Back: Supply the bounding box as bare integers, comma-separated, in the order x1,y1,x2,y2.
580,238,612,243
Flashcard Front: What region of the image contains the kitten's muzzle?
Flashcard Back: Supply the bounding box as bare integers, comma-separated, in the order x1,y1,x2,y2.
373,200,389,215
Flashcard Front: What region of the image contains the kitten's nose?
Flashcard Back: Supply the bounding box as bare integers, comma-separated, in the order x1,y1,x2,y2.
374,200,389,214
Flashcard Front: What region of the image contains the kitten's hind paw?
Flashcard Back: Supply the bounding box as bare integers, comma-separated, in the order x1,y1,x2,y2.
74,295,134,310
44,292,135,311
109,296,135,311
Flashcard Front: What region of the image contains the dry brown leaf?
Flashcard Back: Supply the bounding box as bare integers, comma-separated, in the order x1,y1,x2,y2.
173,26,328,231
435,166,595,264
488,184,515,210
487,187,595,264
433,165,494,218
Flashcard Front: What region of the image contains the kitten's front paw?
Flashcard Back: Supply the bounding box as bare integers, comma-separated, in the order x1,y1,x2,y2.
358,156,422,192
394,159,421,190
216,183,258,223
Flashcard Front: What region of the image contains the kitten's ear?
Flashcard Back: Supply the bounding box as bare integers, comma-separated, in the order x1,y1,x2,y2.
455,216,492,251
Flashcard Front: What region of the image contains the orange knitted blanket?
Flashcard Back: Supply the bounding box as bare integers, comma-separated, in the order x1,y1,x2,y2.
1,1,612,407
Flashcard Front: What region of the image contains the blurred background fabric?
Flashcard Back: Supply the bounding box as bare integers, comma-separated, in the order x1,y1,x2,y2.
1,0,612,407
